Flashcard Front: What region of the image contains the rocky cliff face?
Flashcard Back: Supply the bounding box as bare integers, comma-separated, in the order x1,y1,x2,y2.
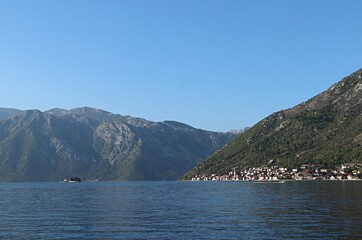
184,69,362,178
0,107,235,181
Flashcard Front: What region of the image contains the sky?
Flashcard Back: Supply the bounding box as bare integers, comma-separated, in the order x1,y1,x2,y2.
0,0,361,132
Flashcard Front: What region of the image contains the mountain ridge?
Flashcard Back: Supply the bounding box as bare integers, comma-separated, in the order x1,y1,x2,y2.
0,107,22,121
0,107,236,181
183,69,362,179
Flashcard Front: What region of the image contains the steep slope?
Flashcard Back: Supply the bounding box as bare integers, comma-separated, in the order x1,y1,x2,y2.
0,107,235,181
0,108,21,121
0,110,102,181
124,120,233,180
184,69,362,178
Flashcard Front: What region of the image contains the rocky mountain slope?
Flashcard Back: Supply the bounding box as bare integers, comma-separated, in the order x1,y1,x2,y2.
0,108,21,121
184,69,362,178
0,107,235,181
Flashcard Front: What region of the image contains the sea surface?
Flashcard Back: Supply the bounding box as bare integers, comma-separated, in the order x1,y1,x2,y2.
0,181,361,240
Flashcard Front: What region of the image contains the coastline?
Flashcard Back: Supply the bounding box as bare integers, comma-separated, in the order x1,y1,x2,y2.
188,163,362,182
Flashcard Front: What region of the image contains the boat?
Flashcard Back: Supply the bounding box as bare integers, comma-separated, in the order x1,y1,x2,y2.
68,177,81,182
61,177,81,183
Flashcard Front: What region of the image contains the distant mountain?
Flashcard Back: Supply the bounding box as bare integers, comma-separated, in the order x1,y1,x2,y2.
0,107,235,181
0,108,21,121
183,69,362,179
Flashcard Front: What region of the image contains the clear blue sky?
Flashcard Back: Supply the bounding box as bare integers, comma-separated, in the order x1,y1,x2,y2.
0,0,361,132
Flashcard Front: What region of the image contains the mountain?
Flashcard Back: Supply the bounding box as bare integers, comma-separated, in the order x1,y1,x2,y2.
0,108,21,121
183,69,362,178
0,107,235,181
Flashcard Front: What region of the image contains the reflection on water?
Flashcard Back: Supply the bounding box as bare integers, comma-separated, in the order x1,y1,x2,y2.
0,181,361,239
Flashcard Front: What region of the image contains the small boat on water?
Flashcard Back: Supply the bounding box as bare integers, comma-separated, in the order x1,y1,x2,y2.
61,177,81,183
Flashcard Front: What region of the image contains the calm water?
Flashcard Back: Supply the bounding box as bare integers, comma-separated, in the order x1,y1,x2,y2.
0,181,361,240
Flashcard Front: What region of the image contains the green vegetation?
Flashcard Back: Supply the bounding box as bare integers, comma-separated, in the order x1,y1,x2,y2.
183,69,362,179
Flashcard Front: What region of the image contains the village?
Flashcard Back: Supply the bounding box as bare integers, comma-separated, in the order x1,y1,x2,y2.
191,163,362,181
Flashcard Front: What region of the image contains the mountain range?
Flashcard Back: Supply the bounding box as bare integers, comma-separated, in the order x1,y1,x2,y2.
0,107,235,181
184,69,362,178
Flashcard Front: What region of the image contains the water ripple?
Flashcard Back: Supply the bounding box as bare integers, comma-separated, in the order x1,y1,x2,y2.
0,181,361,239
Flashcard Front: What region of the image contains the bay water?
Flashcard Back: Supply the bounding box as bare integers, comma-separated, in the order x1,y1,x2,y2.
0,181,361,239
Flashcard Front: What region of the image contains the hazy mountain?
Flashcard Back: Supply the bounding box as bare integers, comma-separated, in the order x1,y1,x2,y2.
0,107,235,181
183,69,362,178
0,108,21,121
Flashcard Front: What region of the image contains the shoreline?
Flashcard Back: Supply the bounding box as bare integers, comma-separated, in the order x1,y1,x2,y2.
186,179,362,182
